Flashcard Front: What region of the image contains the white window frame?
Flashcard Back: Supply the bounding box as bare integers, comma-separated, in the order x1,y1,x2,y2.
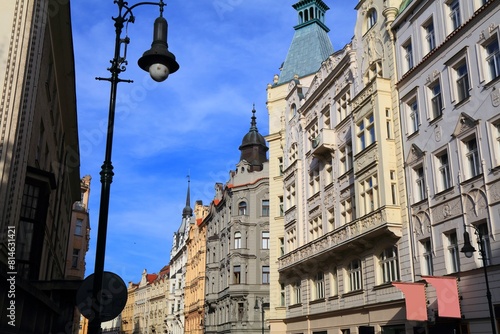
359,174,378,216
435,149,452,192
414,165,427,202
462,135,481,179
447,0,461,32
428,79,443,120
380,246,400,283
423,18,436,54
403,39,414,72
421,239,434,276
446,231,460,273
314,272,325,299
234,231,242,249
481,34,500,83
348,259,362,292
357,113,375,152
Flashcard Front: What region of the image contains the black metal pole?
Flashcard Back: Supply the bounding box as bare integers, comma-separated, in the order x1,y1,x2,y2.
87,2,164,333
261,302,264,334
477,232,497,334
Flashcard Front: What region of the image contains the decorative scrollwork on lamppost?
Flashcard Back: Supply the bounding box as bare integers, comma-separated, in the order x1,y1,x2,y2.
461,225,497,334
88,1,178,333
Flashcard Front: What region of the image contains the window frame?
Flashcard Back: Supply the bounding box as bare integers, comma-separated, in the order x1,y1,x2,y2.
262,231,270,249
380,246,400,283
348,259,363,292
423,18,436,54
314,272,325,300
428,79,443,120
238,201,247,215
234,231,242,249
435,149,452,192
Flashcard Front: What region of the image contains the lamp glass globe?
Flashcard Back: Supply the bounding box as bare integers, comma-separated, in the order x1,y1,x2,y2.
149,63,169,82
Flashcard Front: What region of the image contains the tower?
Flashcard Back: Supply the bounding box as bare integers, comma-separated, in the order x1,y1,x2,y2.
239,106,269,172
277,0,334,84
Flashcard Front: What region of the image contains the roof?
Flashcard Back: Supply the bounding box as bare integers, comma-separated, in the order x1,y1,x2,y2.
277,19,333,84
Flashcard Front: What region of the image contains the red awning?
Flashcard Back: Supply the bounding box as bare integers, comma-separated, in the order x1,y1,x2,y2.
392,282,428,321
422,276,461,318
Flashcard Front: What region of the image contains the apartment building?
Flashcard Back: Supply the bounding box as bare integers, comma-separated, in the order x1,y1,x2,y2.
0,0,82,332
185,201,209,334
269,0,413,332
393,0,500,332
266,2,335,334
203,108,270,334
166,181,195,334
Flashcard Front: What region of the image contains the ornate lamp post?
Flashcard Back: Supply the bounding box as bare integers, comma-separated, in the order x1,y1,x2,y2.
88,1,178,333
254,298,268,334
461,225,497,334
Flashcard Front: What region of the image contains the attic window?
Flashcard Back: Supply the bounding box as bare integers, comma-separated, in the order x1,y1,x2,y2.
367,8,377,31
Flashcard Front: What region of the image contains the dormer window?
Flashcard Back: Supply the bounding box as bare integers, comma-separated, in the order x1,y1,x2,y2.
367,8,377,30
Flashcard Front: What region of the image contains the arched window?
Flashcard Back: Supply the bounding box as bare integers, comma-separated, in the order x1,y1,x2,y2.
234,232,242,249
238,201,247,215
367,8,377,30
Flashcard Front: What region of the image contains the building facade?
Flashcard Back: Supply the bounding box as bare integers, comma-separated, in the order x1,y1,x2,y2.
184,201,209,334
270,0,414,332
266,2,335,333
166,182,195,334
393,0,500,332
204,108,270,334
0,0,82,332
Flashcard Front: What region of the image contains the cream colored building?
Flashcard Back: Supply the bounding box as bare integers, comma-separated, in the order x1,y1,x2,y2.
269,0,413,333
393,0,500,332
122,282,138,334
0,0,82,332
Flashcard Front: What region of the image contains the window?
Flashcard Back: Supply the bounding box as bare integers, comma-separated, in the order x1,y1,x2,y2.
436,151,452,192
262,199,269,217
448,0,461,31
309,166,320,195
408,98,420,134
314,272,325,299
279,196,284,216
340,143,353,174
279,237,285,256
464,137,481,178
492,121,500,166
278,157,284,175
234,232,242,249
485,38,500,82
238,302,244,321
360,174,378,215
287,227,297,252
337,90,350,121
424,19,436,53
478,223,492,266
280,283,286,306
75,219,83,236
262,231,270,249
380,247,400,283
293,281,302,304
348,259,362,291
357,114,375,151
330,267,338,296
308,123,319,151
238,201,247,215
422,239,434,275
327,207,335,232
289,143,298,163
367,8,377,30
455,60,470,102
403,40,414,71
447,231,459,273
389,170,398,206
414,166,427,202
262,266,270,284
386,108,393,139
233,265,241,284
72,249,80,269
309,216,323,240
341,196,354,225
286,183,296,208
430,80,443,119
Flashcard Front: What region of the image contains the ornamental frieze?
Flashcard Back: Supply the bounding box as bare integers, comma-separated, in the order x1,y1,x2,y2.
285,207,297,225
432,197,462,222
355,145,378,172
489,180,500,203
464,188,488,220
351,81,374,110
279,210,387,271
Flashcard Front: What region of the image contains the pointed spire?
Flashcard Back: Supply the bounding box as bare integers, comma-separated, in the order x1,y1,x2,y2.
182,175,193,218
249,104,258,132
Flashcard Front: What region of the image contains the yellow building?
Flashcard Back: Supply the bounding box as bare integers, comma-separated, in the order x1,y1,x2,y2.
121,282,138,334
184,201,209,334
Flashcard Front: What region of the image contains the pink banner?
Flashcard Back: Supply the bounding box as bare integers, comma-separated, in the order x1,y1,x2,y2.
392,282,428,321
422,276,461,318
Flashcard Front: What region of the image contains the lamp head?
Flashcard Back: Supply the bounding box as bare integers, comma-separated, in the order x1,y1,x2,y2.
461,231,476,258
254,299,260,310
138,16,179,82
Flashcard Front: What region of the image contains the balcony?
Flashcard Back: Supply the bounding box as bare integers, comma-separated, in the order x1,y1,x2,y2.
278,207,402,278
311,129,335,157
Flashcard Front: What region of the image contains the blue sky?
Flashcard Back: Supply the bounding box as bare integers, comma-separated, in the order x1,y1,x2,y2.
70,0,358,284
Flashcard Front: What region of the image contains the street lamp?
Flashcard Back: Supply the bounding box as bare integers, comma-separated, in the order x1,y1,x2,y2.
254,298,268,334
88,1,178,333
461,225,497,334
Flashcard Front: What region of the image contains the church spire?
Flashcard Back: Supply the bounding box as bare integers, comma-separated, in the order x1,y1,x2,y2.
182,175,193,218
